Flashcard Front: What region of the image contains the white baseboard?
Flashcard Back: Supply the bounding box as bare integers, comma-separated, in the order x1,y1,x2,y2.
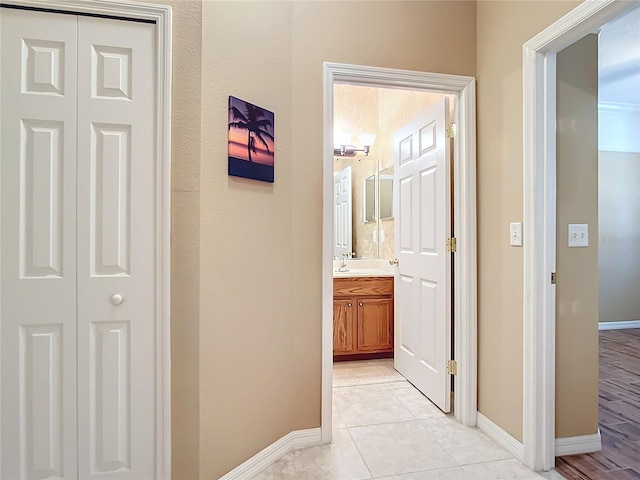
477,412,524,462
218,428,322,480
599,320,640,330
555,430,601,456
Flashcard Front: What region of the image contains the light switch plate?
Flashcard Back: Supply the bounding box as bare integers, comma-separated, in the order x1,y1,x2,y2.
510,222,522,246
568,224,589,247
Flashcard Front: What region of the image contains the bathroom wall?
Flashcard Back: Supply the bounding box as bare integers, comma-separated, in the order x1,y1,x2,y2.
555,34,600,438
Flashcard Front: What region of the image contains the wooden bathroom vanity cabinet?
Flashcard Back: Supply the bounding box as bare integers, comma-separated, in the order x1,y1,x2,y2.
333,276,394,360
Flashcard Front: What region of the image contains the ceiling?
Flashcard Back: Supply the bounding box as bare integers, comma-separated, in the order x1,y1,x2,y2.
598,6,640,105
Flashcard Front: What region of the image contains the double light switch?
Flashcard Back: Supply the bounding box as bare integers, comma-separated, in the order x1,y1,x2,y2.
568,224,589,247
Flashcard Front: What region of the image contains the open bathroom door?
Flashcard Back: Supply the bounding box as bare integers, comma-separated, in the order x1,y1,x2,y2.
392,97,452,412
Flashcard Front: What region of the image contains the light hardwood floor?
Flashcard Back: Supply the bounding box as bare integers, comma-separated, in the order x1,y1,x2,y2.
556,329,640,480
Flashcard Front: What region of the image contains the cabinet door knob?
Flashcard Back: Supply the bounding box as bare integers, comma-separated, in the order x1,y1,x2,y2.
348,303,352,307
359,302,363,306
111,294,124,305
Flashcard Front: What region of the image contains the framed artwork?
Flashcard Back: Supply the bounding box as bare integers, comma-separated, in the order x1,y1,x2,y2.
228,96,275,183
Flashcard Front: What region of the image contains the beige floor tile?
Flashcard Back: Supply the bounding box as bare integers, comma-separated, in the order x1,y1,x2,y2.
399,466,473,479
462,459,547,479
383,380,413,390
391,385,447,420
252,429,372,480
349,421,457,477
256,361,547,480
420,417,512,466
333,359,405,388
333,384,415,427
333,404,347,429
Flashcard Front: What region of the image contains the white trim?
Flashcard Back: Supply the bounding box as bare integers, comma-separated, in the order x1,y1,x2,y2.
477,412,524,462
218,428,322,480
598,102,640,115
2,0,171,20
555,431,602,456
522,0,640,472
322,62,478,444
599,320,640,330
0,1,173,477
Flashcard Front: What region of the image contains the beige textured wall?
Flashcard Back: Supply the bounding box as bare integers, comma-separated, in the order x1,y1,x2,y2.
167,0,603,474
555,34,600,438
167,2,475,477
599,151,640,323
476,0,581,441
199,2,295,477
157,1,203,478
289,8,476,465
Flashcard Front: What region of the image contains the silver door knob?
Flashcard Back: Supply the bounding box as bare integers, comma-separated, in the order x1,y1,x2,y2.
389,258,399,266
111,294,124,305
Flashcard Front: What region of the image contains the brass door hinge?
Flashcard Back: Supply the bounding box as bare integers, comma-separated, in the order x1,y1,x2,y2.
446,237,457,253
551,272,557,285
446,123,457,138
446,360,458,375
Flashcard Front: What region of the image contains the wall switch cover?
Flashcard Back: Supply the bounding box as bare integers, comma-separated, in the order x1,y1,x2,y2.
510,222,522,246
568,224,589,247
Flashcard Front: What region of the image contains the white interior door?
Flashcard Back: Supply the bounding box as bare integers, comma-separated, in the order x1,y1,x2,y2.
393,97,452,412
1,9,79,479
1,8,157,480
76,17,156,479
334,166,352,258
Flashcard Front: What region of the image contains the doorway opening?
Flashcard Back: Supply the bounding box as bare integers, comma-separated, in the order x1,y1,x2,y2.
321,63,477,444
331,84,454,419
553,6,640,477
522,0,640,471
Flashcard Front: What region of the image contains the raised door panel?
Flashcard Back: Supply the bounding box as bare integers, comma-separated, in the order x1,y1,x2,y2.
76,17,157,479
0,9,78,480
357,298,393,353
333,299,355,354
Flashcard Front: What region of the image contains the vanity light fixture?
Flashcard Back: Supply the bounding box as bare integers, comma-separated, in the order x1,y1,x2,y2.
334,133,376,158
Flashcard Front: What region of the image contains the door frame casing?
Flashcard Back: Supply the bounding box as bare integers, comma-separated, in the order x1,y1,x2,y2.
322,62,477,443
522,0,639,470
0,0,172,476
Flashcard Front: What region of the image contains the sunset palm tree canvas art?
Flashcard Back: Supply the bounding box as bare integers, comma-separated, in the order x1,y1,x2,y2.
228,96,275,182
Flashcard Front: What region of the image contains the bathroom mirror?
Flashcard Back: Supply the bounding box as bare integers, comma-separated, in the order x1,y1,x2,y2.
364,175,376,223
333,158,395,260
379,166,394,220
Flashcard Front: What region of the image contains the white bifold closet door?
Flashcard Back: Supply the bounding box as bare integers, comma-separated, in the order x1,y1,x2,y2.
1,8,157,480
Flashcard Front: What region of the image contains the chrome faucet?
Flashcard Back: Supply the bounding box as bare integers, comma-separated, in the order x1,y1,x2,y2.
338,256,348,272
338,253,351,272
